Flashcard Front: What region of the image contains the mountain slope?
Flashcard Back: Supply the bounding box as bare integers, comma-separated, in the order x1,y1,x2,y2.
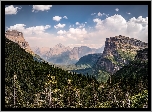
97,48,148,108
93,35,148,75
5,30,34,55
76,53,102,68
70,35,148,84
5,30,46,63
5,37,100,108
5,34,149,108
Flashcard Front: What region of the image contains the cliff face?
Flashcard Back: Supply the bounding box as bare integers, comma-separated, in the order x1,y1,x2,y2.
5,30,34,55
94,35,148,74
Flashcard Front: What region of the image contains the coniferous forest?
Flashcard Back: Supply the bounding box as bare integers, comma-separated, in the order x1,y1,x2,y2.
5,37,149,109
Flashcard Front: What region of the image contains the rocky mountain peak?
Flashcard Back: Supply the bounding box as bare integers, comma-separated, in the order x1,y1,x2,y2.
55,43,65,48
5,30,34,55
94,35,148,74
103,35,148,57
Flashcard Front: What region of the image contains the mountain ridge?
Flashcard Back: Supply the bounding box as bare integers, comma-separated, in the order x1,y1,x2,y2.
93,35,148,75
5,30,46,63
32,44,104,65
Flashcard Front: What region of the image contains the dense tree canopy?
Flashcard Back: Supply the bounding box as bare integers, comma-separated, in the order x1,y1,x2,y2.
5,37,149,108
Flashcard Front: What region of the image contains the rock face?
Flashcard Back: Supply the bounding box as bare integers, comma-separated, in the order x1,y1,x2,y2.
5,30,34,55
94,35,148,74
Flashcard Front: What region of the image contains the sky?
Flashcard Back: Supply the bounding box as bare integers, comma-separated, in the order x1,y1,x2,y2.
5,5,148,49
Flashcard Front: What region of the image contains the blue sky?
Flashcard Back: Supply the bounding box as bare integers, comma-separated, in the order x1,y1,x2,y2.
5,5,148,49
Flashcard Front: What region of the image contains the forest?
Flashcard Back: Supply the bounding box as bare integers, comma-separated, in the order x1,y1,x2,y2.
5,37,148,108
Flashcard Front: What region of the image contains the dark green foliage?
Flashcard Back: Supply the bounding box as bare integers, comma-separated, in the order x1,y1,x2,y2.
111,60,148,94
33,54,46,63
76,53,102,68
5,37,148,108
5,37,97,108
97,70,110,83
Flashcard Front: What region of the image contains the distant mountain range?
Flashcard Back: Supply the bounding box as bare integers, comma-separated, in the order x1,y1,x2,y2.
70,35,148,80
5,30,148,108
5,30,148,82
31,44,104,65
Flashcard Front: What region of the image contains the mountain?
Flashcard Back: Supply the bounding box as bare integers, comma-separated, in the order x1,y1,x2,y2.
76,53,102,68
5,35,148,108
110,48,148,99
5,36,98,108
70,35,148,83
5,30,46,63
68,53,102,76
93,35,148,75
32,44,104,65
5,30,34,55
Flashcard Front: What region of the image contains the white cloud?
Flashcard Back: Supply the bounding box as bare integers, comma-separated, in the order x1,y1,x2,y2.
98,12,102,16
115,8,119,11
26,25,51,33
6,24,70,48
32,5,52,12
54,23,66,29
68,44,103,48
7,24,26,31
127,12,131,15
93,14,148,43
69,28,87,35
65,28,87,42
57,30,66,35
5,5,21,15
76,22,80,25
57,35,67,42
106,14,109,17
75,22,85,28
85,22,87,24
91,13,96,15
53,16,62,22
7,24,51,35
97,12,108,17
79,24,85,28
93,18,102,27
63,16,68,19
7,15,148,49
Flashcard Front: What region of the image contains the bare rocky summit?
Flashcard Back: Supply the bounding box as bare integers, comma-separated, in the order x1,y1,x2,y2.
5,30,34,55
94,35,148,74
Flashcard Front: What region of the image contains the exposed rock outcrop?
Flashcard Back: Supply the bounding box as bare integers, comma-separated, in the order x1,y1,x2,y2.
5,30,34,55
94,35,148,74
